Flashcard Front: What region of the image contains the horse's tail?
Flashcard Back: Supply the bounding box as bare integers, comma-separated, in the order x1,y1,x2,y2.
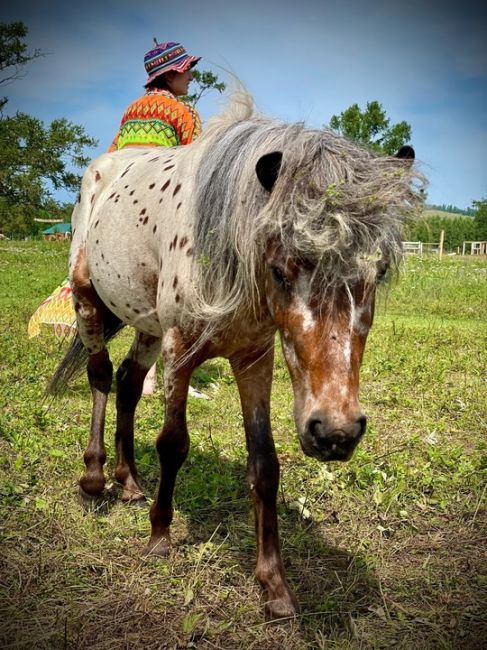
47,309,125,395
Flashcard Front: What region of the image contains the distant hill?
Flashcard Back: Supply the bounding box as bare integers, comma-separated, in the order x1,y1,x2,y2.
423,208,474,220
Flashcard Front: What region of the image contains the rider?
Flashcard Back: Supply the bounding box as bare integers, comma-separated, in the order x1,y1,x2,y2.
108,40,201,151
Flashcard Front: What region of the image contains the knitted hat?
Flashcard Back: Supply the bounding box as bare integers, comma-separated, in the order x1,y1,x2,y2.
144,41,201,86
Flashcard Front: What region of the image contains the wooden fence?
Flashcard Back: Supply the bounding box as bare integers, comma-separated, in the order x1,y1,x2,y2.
462,241,487,255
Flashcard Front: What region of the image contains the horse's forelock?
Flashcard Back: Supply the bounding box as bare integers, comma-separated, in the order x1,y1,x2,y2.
185,95,425,340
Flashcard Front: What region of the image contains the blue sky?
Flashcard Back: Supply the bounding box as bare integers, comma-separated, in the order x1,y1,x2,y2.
4,0,487,209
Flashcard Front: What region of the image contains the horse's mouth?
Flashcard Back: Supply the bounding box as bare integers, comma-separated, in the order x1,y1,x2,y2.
299,437,358,462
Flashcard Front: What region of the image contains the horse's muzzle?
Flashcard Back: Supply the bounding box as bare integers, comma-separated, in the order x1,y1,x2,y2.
301,413,366,461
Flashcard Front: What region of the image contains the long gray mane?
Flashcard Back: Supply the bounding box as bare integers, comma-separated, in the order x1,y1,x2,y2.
185,92,425,335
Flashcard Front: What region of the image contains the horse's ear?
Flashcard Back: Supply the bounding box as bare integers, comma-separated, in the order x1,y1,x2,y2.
256,152,283,192
396,145,415,163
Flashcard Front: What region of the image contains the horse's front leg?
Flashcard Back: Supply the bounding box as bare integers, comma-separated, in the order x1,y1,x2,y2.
231,346,299,621
114,332,161,502
145,328,194,557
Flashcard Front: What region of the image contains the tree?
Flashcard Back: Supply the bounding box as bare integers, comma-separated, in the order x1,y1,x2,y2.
0,22,43,87
472,198,487,240
404,214,476,251
185,69,225,105
329,101,412,155
0,22,97,235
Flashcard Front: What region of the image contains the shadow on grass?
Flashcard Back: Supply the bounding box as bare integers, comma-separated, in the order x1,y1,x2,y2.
109,439,382,638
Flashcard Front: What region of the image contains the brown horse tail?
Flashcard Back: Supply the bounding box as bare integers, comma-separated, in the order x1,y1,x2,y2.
47,309,125,395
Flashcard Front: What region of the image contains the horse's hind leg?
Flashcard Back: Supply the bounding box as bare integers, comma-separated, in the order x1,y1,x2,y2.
114,332,161,502
71,246,113,498
81,349,113,497
145,327,195,557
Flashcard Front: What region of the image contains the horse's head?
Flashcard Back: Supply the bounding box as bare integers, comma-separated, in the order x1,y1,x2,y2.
256,147,415,462
264,241,384,461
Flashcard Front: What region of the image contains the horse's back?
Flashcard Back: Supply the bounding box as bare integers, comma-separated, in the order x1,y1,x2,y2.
69,146,196,337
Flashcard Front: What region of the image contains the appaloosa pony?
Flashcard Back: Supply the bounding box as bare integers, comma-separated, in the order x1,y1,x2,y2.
50,92,424,619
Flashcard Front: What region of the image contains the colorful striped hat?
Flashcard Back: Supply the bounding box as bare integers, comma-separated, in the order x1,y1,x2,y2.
144,41,201,86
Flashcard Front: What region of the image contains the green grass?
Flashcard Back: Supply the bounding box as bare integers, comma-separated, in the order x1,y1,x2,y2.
0,241,486,649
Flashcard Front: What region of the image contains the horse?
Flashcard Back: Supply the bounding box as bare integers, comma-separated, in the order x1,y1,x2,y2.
49,92,424,620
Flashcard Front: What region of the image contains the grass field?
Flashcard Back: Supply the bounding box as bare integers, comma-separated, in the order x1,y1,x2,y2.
0,241,486,649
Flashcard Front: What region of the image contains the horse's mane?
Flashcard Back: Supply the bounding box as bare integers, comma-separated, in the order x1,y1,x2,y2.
184,90,426,336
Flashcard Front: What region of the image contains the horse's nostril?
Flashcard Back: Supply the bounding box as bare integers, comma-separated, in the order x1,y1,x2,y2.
356,415,367,438
308,419,325,440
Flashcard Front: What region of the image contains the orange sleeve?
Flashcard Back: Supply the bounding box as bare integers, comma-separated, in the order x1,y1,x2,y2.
107,130,120,153
177,103,202,145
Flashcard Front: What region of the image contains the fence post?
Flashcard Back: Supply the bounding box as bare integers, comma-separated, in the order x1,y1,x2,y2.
439,230,445,260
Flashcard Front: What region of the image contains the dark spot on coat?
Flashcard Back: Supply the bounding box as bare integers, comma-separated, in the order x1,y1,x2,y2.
149,183,155,189
176,202,182,210
130,190,135,196
109,192,116,200
149,156,160,162
186,248,193,257
143,216,149,225
142,271,158,304
161,180,171,192
133,200,138,204
140,208,147,215
175,294,180,303
153,225,157,233
163,164,174,171
95,171,101,182
110,301,117,308
126,303,131,308
94,220,99,228
95,239,99,244
133,308,140,314
179,236,188,248
173,276,178,289
91,194,95,203
173,184,181,197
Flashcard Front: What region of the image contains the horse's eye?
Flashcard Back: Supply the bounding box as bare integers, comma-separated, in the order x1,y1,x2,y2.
271,266,290,289
376,260,389,283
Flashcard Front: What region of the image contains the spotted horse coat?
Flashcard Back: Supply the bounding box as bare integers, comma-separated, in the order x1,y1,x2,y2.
54,92,424,621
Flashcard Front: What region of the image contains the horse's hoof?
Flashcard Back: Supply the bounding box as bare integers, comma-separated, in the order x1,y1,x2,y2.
78,487,110,514
142,536,171,558
264,596,299,623
121,492,147,506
